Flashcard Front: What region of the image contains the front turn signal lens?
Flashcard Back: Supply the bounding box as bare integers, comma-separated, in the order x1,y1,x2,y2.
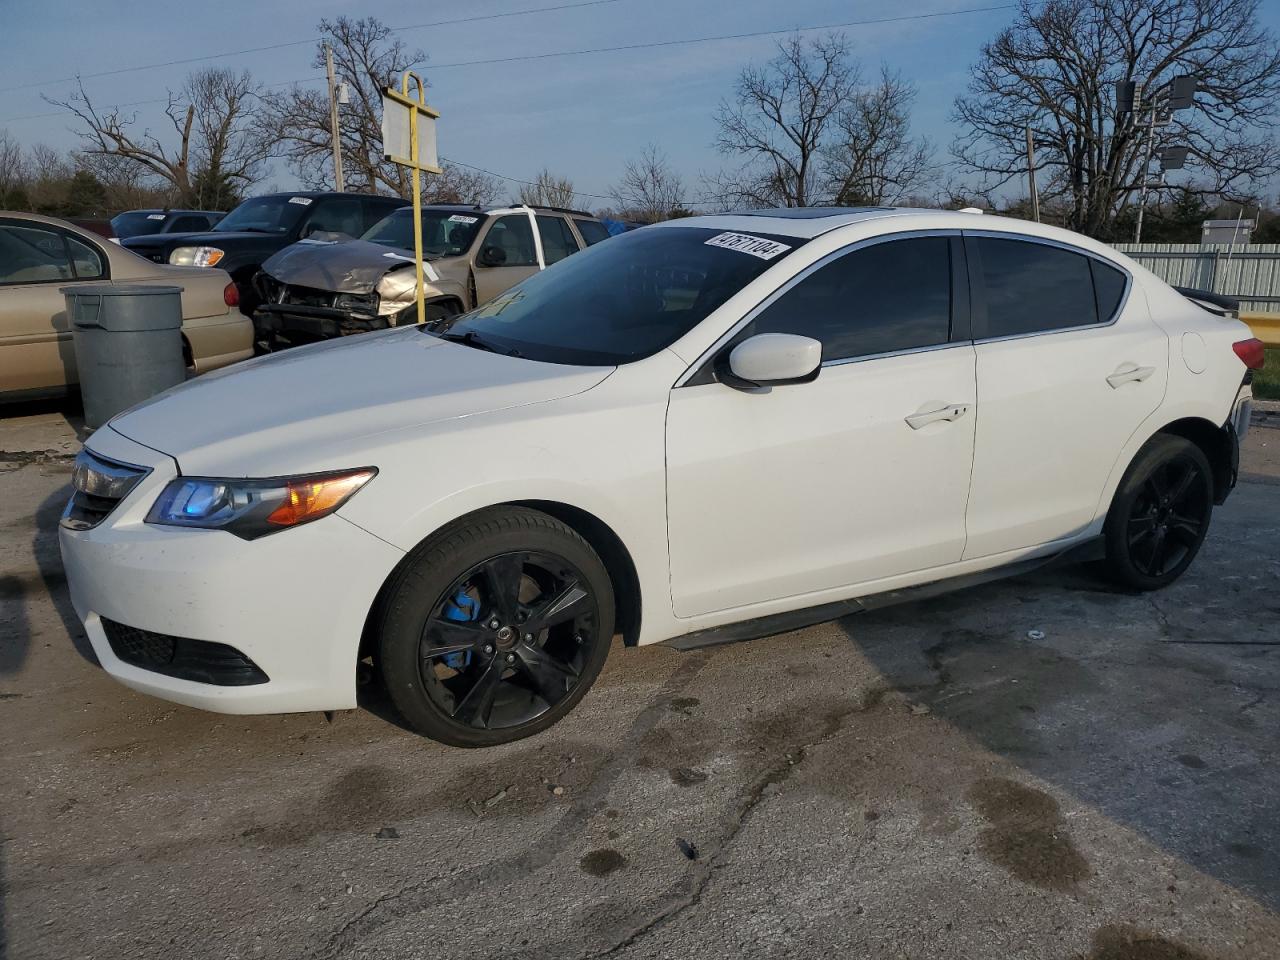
266,471,376,528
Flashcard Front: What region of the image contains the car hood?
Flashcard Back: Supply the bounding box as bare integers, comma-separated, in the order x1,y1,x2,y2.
107,326,613,476
261,238,442,294
122,230,276,251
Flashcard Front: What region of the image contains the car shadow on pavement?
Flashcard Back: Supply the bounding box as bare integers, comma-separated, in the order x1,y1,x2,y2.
34,483,97,668
842,552,1280,912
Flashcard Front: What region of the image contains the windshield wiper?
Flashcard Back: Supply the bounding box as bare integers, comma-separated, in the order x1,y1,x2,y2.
438,330,499,353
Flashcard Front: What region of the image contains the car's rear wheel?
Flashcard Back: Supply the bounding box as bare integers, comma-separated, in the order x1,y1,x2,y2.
377,507,614,747
1103,434,1214,591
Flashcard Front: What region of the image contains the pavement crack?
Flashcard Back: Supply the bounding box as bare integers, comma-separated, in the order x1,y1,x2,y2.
579,692,872,958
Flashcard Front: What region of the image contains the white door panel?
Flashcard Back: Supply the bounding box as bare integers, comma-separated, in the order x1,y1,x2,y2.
666,346,977,618
964,321,1167,558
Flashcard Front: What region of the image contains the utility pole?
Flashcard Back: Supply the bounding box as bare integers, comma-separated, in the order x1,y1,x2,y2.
1024,124,1040,223
325,43,346,192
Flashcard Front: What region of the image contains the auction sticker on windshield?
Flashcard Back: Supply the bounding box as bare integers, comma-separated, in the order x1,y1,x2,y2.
703,232,791,260
448,215,479,224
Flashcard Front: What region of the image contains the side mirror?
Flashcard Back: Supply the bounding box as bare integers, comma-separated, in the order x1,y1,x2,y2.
722,333,822,389
477,245,507,267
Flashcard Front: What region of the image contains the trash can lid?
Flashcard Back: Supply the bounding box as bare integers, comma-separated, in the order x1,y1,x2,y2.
60,283,184,297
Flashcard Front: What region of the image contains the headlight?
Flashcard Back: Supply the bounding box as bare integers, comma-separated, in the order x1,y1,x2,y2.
169,246,225,267
145,468,376,539
334,292,379,317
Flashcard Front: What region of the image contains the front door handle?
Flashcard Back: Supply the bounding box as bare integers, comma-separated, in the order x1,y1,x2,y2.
905,403,969,430
1107,363,1156,388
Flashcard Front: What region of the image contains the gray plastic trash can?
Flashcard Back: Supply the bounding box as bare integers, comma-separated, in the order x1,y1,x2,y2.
62,284,185,429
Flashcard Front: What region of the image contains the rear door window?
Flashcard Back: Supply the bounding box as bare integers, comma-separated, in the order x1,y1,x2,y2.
536,215,579,264
972,237,1098,338
573,218,610,246
0,222,102,284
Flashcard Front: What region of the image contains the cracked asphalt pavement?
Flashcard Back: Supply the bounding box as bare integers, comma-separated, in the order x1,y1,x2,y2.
2,402,1279,960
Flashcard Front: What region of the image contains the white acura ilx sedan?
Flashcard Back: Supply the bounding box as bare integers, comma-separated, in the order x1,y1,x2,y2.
59,208,1262,746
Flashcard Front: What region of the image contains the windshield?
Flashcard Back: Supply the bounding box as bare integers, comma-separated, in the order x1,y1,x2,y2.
362,209,485,256
214,196,311,235
110,212,168,238
443,226,804,365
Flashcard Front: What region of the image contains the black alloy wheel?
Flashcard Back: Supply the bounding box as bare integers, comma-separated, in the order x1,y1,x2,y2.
419,551,598,730
1104,434,1214,590
378,507,615,746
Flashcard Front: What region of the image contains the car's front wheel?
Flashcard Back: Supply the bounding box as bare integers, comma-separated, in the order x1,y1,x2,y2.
377,507,615,747
1103,434,1214,591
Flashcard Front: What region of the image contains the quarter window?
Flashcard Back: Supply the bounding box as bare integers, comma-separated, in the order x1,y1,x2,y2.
745,236,952,362
480,215,538,267
536,215,579,264
1091,258,1128,323
973,237,1098,338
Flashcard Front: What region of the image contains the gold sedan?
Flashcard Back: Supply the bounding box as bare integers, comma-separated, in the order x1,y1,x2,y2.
0,211,254,401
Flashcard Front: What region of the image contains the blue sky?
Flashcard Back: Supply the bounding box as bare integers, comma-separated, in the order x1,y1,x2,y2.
1,0,1277,206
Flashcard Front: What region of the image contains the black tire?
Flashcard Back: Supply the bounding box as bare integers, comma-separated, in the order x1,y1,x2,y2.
377,506,615,747
1103,434,1214,591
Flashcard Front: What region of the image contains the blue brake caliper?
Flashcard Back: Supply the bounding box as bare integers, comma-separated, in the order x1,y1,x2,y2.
441,588,480,670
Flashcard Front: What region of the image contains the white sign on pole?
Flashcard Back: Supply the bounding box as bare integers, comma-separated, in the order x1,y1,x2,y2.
381,93,438,170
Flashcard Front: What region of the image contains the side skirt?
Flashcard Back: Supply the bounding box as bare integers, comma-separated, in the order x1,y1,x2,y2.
661,536,1105,652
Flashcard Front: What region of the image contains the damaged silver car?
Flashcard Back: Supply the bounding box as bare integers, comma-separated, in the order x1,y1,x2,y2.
252,204,610,348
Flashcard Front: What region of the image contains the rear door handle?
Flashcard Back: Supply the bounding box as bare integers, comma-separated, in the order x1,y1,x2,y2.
1107,363,1156,388
905,403,969,430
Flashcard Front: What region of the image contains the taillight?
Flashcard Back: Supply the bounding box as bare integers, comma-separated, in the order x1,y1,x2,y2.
1233,338,1265,370
223,282,239,308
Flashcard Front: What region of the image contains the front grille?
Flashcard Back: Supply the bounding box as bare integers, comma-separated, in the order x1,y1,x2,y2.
282,284,337,308
102,619,269,686
61,450,149,531
149,253,165,263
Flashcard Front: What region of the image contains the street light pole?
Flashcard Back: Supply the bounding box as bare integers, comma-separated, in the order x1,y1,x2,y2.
1134,104,1157,244
325,43,346,193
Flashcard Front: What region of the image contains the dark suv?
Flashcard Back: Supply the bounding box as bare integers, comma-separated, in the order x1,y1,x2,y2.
121,192,408,312
110,209,225,240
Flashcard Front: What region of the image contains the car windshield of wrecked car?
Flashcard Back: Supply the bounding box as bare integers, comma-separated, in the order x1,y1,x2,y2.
362,209,485,257
213,196,310,235
439,226,805,366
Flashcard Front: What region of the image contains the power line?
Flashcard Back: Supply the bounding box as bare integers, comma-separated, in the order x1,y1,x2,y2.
427,5,1017,70
0,0,629,95
2,2,1014,124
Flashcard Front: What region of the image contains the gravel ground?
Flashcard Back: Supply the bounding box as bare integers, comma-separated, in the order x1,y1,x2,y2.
1,402,1278,960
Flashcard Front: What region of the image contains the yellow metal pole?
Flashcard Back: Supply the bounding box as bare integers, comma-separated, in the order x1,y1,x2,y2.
404,72,426,327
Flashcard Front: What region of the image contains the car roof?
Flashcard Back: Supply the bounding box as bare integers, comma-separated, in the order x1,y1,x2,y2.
114,209,223,216
648,206,1124,248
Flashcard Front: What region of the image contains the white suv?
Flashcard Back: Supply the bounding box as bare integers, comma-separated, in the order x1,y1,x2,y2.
59,207,1261,746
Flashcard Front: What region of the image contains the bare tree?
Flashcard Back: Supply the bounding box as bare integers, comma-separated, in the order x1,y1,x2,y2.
46,68,265,208
711,33,856,207
611,145,685,221
953,0,1280,237
264,17,424,195
424,164,504,206
185,69,269,208
517,168,577,207
823,68,935,206
0,130,25,206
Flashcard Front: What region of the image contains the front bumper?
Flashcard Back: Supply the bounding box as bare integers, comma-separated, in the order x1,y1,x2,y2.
58,427,404,714
254,303,389,343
